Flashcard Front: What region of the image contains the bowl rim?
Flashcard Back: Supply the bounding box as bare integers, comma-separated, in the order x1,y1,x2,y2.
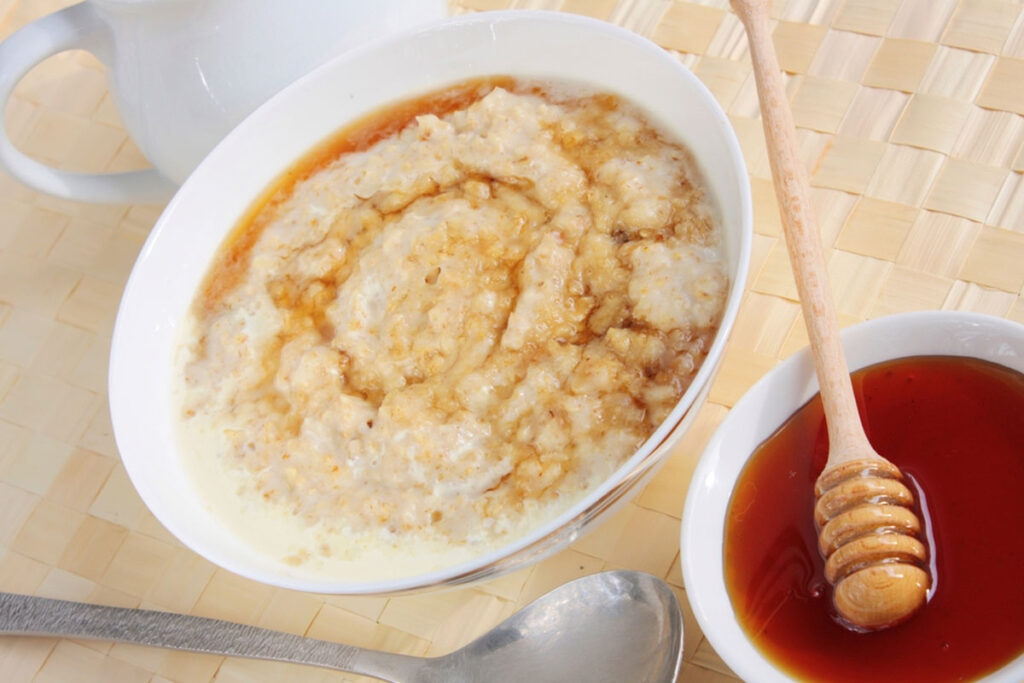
680,310,1024,682
109,9,754,594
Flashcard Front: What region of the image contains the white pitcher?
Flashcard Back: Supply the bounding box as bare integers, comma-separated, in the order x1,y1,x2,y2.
0,0,446,203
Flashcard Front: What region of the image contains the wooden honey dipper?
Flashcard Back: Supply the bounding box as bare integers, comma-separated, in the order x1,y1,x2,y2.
731,0,931,630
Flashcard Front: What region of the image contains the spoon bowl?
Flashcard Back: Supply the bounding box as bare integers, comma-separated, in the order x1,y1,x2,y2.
0,570,683,683
423,570,683,682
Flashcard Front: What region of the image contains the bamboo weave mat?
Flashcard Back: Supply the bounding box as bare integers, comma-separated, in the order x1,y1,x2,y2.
1,0,1022,681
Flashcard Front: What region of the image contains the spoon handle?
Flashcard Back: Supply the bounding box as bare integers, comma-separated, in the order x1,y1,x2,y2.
0,591,418,682
731,0,872,462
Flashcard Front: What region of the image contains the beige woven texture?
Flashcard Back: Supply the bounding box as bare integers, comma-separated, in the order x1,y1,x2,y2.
1,0,1022,681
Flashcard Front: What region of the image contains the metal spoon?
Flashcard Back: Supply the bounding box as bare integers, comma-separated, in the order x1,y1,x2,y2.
0,570,682,682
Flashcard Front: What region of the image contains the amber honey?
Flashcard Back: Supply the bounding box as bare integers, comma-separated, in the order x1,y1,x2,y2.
725,356,1024,682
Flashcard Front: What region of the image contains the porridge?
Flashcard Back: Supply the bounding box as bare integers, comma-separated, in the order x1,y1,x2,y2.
175,78,728,579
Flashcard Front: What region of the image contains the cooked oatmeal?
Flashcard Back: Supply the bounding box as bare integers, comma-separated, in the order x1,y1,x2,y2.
176,79,728,577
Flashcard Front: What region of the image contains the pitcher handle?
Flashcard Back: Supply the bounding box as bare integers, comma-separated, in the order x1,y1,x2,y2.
0,2,177,204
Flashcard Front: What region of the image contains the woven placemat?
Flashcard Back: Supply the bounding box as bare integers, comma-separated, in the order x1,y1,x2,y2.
1,0,1021,681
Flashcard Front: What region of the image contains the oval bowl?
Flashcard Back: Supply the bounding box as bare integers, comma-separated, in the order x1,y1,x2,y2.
681,310,1024,682
110,10,753,594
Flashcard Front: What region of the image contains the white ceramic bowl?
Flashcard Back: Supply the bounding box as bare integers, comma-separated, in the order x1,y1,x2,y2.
110,11,753,593
681,311,1024,682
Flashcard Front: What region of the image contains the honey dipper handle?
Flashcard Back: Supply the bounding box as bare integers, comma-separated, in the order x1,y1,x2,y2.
731,0,870,460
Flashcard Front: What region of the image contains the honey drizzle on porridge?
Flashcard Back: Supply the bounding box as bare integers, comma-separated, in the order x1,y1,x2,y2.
178,78,727,564
199,78,515,317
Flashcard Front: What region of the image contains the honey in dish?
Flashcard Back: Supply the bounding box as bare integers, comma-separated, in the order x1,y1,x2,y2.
725,356,1024,682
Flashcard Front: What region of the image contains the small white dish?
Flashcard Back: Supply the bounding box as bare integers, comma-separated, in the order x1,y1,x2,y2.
681,310,1024,682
